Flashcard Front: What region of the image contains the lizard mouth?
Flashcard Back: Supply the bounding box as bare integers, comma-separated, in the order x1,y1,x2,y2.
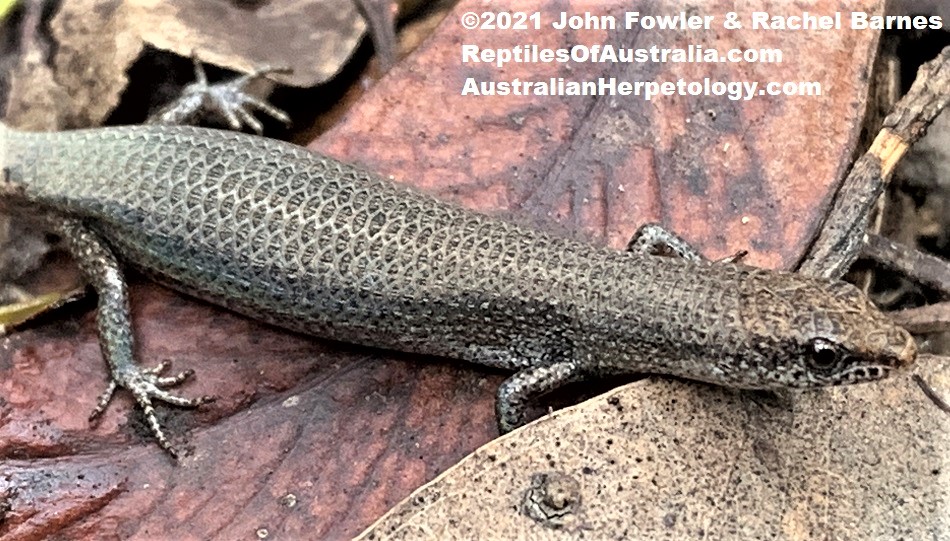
831,364,891,385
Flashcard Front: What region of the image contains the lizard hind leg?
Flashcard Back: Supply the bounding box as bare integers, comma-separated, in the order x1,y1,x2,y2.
496,360,584,433
53,218,213,458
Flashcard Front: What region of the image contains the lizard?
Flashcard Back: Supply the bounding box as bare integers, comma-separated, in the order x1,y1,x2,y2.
0,74,917,458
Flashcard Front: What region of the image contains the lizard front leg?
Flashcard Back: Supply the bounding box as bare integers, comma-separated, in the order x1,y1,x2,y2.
53,217,213,458
628,222,747,263
496,360,584,433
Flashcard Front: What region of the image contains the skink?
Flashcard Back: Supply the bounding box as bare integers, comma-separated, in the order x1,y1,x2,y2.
0,121,917,455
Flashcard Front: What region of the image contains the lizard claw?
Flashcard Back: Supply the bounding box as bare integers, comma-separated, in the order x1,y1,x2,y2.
90,360,215,458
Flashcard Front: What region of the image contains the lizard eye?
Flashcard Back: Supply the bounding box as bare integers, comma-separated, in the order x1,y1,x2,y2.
808,338,842,371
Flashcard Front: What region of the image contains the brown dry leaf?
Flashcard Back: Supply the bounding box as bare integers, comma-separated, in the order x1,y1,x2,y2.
2,0,136,131
128,0,366,87
3,0,940,539
358,359,950,540
3,0,367,130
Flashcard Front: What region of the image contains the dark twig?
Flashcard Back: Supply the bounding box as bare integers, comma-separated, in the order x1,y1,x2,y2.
863,233,950,297
353,0,399,73
889,301,950,334
800,46,950,279
913,366,950,415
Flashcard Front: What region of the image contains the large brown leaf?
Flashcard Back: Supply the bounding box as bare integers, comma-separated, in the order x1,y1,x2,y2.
358,360,950,539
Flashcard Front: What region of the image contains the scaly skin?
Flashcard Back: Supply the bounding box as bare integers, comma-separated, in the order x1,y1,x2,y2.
0,122,917,454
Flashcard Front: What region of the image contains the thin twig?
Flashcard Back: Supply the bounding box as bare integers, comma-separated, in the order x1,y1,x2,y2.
889,301,950,334
800,46,950,279
863,233,950,297
353,0,399,73
913,365,950,415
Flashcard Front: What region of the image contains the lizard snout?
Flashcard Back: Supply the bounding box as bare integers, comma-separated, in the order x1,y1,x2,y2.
866,327,917,368
895,331,918,367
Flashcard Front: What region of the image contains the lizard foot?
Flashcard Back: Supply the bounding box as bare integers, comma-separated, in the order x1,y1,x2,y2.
628,223,750,264
148,53,292,134
90,361,215,458
627,223,705,261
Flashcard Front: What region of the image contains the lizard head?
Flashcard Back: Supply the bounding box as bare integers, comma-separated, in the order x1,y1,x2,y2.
737,270,916,388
